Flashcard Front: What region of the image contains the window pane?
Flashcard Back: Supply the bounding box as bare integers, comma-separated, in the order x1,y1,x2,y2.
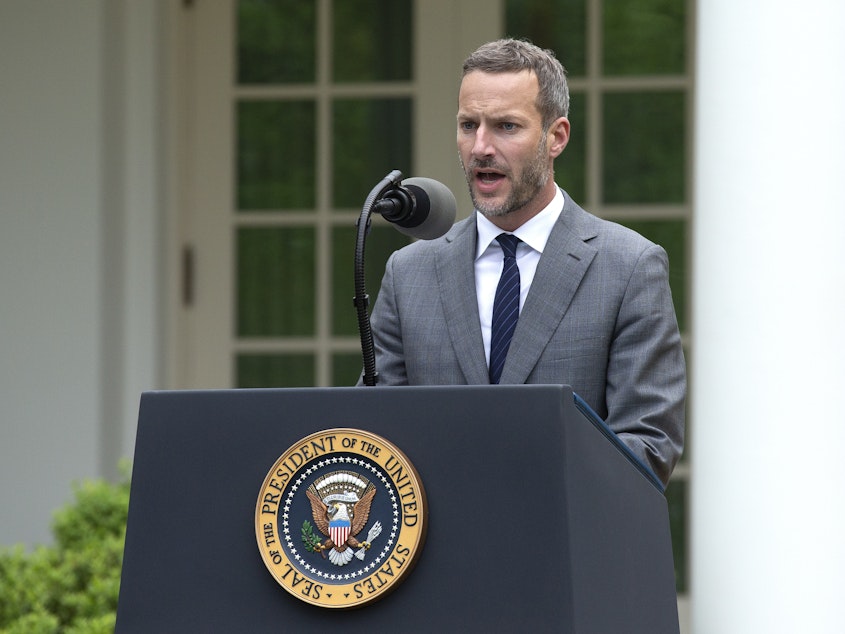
332,0,412,82
603,0,686,76
331,225,410,336
617,219,686,332
237,0,316,84
505,0,587,77
557,90,586,203
332,98,412,208
603,91,685,204
332,352,363,386
666,479,687,593
237,353,315,387
237,100,316,210
237,227,316,337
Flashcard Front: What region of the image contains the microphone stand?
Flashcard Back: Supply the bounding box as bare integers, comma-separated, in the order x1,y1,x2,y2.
355,169,404,386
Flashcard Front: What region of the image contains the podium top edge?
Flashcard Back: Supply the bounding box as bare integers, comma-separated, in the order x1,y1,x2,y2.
141,384,575,397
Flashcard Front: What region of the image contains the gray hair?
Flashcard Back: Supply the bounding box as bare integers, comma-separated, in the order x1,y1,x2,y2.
462,38,569,129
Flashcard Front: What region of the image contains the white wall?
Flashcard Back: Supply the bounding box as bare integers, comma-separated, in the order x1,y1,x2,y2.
0,0,164,547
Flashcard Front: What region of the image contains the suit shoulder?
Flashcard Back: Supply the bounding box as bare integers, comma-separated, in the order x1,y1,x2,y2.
562,194,659,254
598,218,659,253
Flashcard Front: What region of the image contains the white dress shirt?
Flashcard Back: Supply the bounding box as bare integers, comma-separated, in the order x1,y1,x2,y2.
475,187,564,365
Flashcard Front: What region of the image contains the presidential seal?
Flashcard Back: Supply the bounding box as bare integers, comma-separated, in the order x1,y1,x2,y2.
255,428,427,608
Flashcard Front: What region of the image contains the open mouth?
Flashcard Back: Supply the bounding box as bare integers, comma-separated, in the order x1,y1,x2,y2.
475,170,506,186
478,171,504,183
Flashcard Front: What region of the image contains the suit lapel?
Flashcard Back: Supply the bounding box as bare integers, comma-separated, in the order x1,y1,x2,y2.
435,216,490,384
500,194,599,384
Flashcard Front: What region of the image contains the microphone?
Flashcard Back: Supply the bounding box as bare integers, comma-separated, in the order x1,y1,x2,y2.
372,177,457,240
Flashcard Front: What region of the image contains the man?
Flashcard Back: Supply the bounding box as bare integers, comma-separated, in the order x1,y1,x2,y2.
367,39,685,485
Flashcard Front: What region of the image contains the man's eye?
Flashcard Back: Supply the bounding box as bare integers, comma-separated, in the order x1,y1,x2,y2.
502,122,516,131
460,121,476,131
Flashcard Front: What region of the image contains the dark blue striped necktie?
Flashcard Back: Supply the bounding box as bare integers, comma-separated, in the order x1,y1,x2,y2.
489,233,521,384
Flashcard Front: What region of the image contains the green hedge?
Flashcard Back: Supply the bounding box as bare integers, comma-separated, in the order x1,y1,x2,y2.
0,466,130,634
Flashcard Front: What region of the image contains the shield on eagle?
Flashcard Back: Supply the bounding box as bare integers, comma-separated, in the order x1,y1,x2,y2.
329,517,351,547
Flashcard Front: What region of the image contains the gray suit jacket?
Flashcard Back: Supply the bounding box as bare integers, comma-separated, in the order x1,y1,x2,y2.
368,190,686,484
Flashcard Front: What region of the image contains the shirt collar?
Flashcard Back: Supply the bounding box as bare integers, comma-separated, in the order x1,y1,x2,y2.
475,187,564,259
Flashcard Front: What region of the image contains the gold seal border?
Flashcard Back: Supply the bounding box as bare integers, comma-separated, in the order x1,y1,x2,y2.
255,428,428,609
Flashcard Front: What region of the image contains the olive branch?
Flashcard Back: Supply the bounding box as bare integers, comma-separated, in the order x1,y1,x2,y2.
301,520,322,552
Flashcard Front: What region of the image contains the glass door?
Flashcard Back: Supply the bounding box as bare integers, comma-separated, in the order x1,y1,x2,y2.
234,0,414,388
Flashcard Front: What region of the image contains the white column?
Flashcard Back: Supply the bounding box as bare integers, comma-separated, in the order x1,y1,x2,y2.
692,2,845,632
0,0,105,547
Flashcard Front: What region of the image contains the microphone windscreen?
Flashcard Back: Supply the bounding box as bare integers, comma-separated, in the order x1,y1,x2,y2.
395,177,457,240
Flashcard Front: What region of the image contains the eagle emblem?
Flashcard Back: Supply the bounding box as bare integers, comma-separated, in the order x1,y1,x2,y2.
303,471,382,566
256,428,428,608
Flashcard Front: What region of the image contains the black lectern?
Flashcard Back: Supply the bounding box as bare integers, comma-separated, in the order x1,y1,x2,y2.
116,385,678,633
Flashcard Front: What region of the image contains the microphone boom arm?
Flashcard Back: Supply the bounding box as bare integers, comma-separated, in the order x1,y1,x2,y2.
355,170,405,386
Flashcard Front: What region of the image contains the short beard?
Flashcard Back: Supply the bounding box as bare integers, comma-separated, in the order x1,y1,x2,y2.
461,137,551,218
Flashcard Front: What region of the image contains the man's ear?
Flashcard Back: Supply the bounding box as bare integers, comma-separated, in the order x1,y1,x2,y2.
548,116,570,159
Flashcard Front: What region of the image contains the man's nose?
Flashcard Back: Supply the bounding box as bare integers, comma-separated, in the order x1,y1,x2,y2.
471,125,495,158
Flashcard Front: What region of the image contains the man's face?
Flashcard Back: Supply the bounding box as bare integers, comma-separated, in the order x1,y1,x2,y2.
457,70,562,220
